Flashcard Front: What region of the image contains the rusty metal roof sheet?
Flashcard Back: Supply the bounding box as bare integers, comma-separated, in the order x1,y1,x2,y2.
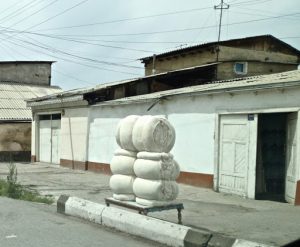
27,69,300,108
0,82,61,121
27,63,220,105
94,70,300,106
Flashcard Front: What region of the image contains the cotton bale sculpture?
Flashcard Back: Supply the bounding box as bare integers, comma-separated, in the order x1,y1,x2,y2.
109,115,180,206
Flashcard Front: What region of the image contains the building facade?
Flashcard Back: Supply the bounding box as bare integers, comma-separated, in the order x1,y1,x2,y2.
141,35,300,81
0,61,61,162
28,70,300,205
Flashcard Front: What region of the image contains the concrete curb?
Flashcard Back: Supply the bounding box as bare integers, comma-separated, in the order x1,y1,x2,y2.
57,195,276,247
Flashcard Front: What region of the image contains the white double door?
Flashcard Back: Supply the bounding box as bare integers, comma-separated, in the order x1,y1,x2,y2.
39,115,61,164
218,112,299,203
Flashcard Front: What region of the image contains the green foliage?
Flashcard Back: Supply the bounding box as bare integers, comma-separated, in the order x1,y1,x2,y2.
0,163,54,204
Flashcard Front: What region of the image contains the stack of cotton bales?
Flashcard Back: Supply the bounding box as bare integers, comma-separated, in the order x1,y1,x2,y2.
132,116,180,206
109,115,180,205
109,115,138,201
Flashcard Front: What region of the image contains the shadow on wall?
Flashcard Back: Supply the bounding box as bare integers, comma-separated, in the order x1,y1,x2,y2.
0,123,31,162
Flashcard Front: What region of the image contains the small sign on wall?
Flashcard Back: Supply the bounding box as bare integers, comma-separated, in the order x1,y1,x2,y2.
248,114,254,121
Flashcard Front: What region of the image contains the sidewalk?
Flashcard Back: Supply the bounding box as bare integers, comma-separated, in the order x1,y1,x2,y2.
1,162,299,246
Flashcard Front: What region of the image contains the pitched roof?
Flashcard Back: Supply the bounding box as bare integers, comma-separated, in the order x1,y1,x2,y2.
140,35,300,62
0,82,61,121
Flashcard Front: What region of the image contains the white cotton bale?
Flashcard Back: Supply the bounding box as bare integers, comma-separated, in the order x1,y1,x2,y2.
115,148,137,157
113,193,135,201
135,197,174,207
109,174,135,194
132,116,176,152
134,157,180,180
137,151,173,160
115,121,122,148
133,178,179,201
115,115,139,151
132,115,152,151
110,149,137,175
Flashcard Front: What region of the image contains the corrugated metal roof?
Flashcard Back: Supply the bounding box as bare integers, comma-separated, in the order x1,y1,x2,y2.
28,95,84,107
0,82,61,121
28,70,300,108
94,70,300,106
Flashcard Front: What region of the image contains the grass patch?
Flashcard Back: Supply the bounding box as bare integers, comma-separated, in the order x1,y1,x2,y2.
0,163,54,204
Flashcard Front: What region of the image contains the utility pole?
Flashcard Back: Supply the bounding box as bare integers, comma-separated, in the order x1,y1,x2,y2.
214,0,229,80
215,0,229,45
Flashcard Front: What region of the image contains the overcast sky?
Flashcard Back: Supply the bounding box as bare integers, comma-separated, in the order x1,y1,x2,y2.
0,0,299,90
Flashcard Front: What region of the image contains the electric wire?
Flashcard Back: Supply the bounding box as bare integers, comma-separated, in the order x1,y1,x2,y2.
1,34,142,76
0,0,27,19
54,69,97,86
7,0,60,29
13,34,144,70
27,0,90,31
0,0,40,24
34,0,275,32
0,0,90,45
18,12,300,37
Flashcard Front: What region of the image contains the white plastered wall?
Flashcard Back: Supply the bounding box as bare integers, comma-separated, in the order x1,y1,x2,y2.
88,86,300,176
60,107,89,162
31,84,300,180
88,97,216,175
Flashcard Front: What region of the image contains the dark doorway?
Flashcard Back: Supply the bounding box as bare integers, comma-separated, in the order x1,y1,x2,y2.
256,113,287,202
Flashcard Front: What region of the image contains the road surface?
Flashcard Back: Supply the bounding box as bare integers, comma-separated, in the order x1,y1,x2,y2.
0,197,164,247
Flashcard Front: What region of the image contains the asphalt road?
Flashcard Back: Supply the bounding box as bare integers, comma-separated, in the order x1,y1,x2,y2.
0,197,164,247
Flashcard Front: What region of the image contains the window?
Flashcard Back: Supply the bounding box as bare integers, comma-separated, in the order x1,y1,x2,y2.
234,62,248,75
39,114,61,121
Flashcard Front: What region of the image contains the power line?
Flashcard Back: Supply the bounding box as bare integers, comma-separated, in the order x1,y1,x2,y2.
28,0,90,30
229,0,272,7
0,0,90,45
2,35,141,76
54,69,97,86
13,34,144,70
236,7,300,20
35,5,214,32
0,27,158,53
0,0,27,18
35,37,200,44
0,0,40,24
33,0,272,32
7,0,60,29
15,11,299,38
0,30,144,73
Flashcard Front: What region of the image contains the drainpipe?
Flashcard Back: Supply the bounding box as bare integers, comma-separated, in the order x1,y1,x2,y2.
152,54,156,75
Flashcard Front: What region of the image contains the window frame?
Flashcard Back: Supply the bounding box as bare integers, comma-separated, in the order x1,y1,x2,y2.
234,62,248,75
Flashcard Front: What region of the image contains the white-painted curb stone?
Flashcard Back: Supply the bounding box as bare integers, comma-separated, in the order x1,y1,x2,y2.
65,197,106,225
102,206,189,247
57,195,277,247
